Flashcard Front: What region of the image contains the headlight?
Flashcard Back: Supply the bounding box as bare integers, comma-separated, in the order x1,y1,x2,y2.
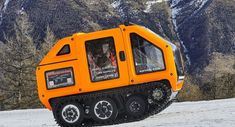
45,67,75,89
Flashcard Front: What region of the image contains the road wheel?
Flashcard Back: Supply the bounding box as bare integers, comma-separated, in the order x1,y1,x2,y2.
53,101,84,127
90,98,118,122
152,83,171,104
125,95,146,117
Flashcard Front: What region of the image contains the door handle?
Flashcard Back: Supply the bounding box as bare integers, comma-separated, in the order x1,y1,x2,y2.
119,51,126,61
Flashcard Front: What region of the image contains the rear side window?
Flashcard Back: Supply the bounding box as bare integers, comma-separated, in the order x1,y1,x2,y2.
57,44,70,56
130,33,165,74
85,37,119,82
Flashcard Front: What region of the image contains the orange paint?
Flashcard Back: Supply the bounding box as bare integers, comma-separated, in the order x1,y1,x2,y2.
36,24,184,110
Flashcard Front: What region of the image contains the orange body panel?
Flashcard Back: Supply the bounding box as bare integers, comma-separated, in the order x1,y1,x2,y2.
36,25,184,110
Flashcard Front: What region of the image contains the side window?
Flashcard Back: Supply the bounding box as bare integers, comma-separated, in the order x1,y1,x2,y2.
85,37,119,82
57,44,70,56
130,33,165,74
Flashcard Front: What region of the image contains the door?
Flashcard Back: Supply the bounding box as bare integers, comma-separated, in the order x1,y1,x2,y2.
121,26,168,85
77,28,129,92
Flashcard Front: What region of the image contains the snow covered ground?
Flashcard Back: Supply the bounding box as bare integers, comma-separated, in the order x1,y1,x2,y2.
0,98,235,127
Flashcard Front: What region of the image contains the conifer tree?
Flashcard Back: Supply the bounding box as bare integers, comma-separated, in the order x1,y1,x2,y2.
0,12,40,109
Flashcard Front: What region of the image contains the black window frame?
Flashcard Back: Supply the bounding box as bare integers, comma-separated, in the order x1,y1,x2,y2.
56,44,71,56
85,36,120,82
130,33,166,75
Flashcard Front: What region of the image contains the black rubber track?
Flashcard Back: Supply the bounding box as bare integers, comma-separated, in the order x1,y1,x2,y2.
51,81,173,127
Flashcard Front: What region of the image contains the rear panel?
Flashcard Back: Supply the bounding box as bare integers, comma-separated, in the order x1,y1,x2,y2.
36,37,80,109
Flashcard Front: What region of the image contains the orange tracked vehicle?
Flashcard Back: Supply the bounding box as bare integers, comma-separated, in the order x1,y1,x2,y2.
36,24,184,127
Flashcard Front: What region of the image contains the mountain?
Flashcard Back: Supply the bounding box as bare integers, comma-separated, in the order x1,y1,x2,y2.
170,0,235,100
170,0,235,74
0,0,234,103
0,0,177,43
0,98,235,127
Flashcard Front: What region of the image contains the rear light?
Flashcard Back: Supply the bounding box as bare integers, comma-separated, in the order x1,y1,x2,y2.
45,67,75,90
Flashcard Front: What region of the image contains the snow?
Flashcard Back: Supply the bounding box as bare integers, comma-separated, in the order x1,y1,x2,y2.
171,4,181,19
0,0,11,25
0,98,235,127
171,0,210,66
190,0,209,17
170,0,181,7
144,0,169,13
111,0,126,18
111,0,121,9
171,0,191,65
0,109,55,127
3,0,11,12
171,0,187,65
171,0,189,64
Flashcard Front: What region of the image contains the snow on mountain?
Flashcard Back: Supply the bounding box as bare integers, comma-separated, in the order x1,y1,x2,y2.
0,98,235,127
170,0,180,7
171,0,190,65
111,0,126,19
111,0,121,8
144,0,169,13
2,0,11,12
0,0,11,25
170,0,210,66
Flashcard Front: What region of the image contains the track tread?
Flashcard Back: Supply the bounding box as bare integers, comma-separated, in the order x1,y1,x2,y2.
51,81,173,127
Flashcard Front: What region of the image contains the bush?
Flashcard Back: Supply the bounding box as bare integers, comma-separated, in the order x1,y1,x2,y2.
177,76,204,101
201,73,235,99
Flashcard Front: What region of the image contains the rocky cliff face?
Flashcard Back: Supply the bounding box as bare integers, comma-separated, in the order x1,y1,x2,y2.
170,0,235,74
169,0,235,100
0,0,176,44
